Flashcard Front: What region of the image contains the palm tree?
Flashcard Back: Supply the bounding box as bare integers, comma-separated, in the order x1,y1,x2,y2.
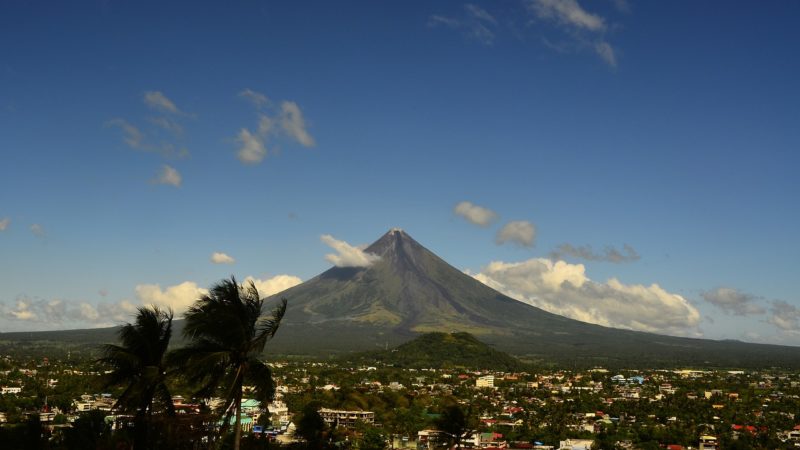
170,276,287,450
99,305,175,449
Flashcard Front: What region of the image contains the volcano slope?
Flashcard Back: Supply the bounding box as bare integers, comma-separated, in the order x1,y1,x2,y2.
264,229,800,368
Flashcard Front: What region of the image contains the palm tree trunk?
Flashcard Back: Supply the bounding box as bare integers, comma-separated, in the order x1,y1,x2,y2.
234,390,242,450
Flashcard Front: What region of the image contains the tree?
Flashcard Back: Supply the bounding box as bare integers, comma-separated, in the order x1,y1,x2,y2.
99,305,174,449
435,404,475,449
295,403,327,449
171,276,287,450
359,427,388,450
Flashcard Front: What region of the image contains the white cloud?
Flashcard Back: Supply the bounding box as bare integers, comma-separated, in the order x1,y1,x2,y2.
135,281,208,314
471,257,702,336
0,273,305,329
0,217,9,231
321,234,381,268
768,301,800,334
234,92,315,165
153,164,182,187
30,223,45,238
1,296,133,326
236,128,267,164
210,252,236,265
79,303,100,321
7,299,36,321
496,221,536,247
143,91,180,114
239,89,270,109
243,274,303,297
526,0,618,67
529,0,606,32
701,287,766,316
454,201,498,227
280,101,316,147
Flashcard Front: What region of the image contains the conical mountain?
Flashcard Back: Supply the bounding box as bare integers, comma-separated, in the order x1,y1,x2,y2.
266,229,800,368
274,228,569,334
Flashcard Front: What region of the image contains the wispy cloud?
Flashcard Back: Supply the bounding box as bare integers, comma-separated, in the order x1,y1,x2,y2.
321,234,381,268
428,1,622,67
239,89,270,109
0,217,9,231
106,118,146,149
526,0,618,67
428,3,498,46
612,0,631,14
210,252,236,265
148,116,184,135
30,223,45,238
153,164,182,187
280,101,316,147
454,201,498,227
550,242,640,263
470,258,702,336
496,220,536,247
701,287,766,316
106,118,189,158
143,91,181,114
529,0,606,32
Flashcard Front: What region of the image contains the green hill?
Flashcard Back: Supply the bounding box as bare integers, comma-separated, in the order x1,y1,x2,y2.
353,332,525,371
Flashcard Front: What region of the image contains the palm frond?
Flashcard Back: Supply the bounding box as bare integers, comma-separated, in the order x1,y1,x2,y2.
253,298,287,352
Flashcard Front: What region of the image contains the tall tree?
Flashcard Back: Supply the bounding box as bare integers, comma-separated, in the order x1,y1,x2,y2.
435,404,476,450
171,276,287,450
99,305,175,449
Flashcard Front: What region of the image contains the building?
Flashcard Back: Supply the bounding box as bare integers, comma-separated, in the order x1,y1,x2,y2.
318,408,375,429
476,375,495,388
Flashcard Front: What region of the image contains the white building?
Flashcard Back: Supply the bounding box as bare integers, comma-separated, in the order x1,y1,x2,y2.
476,375,495,388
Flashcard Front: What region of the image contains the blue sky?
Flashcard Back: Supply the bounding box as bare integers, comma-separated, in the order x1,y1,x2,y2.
1,0,798,344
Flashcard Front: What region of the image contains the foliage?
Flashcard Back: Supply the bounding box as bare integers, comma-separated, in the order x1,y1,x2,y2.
295,403,327,449
97,305,175,449
170,276,287,450
357,427,387,450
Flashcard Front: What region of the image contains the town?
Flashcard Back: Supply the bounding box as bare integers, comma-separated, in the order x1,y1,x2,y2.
2,352,800,449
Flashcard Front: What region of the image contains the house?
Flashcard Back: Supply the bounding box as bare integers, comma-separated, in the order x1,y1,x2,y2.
477,376,495,388
558,439,593,450
318,408,374,429
698,435,717,450
1,386,22,395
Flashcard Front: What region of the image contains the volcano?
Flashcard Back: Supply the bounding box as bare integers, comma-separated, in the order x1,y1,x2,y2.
265,229,800,368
